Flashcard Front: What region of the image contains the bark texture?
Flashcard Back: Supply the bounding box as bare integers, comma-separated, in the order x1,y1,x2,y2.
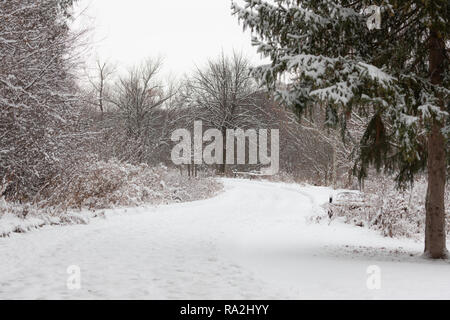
424,30,447,259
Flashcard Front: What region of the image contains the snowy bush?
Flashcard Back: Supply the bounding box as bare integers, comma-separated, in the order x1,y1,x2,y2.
0,198,91,237
38,159,223,211
317,176,450,240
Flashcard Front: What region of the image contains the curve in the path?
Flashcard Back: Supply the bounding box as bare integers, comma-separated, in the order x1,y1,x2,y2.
0,179,449,299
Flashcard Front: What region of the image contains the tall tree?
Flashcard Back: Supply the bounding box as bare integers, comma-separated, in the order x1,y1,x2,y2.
233,0,449,258
182,52,271,174
0,0,86,200
106,59,175,164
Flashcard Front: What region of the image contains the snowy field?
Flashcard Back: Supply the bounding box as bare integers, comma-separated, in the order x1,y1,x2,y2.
1,178,450,300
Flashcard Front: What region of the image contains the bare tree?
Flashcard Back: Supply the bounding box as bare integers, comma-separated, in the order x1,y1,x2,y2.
87,59,116,118
182,52,272,174
104,58,176,164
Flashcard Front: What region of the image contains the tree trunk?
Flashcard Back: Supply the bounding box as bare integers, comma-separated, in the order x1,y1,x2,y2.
424,30,447,259
425,123,447,258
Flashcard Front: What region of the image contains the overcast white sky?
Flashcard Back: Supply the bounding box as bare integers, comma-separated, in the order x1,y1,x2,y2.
74,0,265,77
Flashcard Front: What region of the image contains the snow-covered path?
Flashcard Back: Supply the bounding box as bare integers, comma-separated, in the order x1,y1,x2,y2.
1,179,450,300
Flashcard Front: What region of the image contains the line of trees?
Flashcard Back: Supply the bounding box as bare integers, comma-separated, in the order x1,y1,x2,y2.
0,0,365,205
0,1,385,204
85,52,357,182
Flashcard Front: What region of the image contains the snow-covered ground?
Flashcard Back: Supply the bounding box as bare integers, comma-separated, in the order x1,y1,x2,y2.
1,178,450,300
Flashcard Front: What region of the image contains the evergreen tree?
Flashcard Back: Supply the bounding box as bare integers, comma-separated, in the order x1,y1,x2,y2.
232,0,449,258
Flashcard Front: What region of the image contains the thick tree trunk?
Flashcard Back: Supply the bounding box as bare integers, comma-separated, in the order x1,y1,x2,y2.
425,123,447,258
424,30,447,259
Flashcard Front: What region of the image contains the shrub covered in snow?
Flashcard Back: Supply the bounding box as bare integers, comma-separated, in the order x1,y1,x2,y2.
38,159,222,210
316,176,450,240
0,199,91,237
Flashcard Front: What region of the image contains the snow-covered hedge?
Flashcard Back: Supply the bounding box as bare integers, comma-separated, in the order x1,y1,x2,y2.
0,200,91,237
38,159,223,210
0,160,223,237
316,176,450,240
